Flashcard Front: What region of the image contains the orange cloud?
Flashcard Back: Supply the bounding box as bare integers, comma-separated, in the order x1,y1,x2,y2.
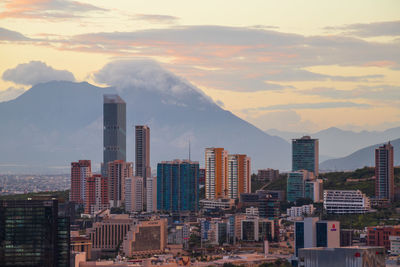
0,0,106,20
363,61,396,67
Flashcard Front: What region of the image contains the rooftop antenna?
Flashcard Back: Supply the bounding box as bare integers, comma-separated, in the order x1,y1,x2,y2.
189,137,191,161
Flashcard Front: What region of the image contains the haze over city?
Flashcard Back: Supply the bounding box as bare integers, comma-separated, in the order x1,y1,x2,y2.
1,0,400,133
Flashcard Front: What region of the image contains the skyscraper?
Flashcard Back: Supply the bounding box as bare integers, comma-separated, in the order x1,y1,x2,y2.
292,136,319,176
205,147,228,199
107,160,133,207
103,94,126,175
125,176,144,212
0,198,70,267
157,160,199,212
135,125,151,179
70,160,91,204
375,142,394,202
227,154,251,199
85,174,109,214
146,176,157,212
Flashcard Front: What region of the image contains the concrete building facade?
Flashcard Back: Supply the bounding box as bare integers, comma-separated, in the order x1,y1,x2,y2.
85,174,109,214
107,160,133,208
125,176,144,213
122,219,167,256
205,148,228,199
323,190,370,214
227,154,251,199
71,160,92,205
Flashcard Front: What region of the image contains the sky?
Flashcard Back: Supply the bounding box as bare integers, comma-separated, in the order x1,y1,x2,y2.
1,0,400,133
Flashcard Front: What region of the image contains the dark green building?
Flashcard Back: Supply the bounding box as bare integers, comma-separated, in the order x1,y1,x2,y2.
0,199,70,267
292,136,319,176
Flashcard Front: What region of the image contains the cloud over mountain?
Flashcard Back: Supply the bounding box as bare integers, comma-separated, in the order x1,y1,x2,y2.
2,61,75,85
0,64,291,173
94,59,212,102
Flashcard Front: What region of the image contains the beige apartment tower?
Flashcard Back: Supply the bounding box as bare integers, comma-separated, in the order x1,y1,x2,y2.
227,154,251,199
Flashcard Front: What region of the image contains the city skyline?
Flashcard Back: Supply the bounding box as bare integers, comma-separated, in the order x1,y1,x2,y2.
1,1,400,266
0,1,399,133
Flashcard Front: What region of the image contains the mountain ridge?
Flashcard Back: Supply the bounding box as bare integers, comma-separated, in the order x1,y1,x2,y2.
0,79,291,174
320,138,400,171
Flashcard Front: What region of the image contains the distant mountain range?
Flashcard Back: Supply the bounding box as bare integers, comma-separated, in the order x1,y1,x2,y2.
0,78,290,174
267,127,400,159
320,138,400,171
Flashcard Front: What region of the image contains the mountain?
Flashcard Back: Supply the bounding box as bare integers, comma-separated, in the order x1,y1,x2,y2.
266,126,400,158
0,77,290,174
320,138,400,171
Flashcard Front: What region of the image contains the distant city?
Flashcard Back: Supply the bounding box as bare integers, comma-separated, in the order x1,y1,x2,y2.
0,93,398,267
0,174,69,195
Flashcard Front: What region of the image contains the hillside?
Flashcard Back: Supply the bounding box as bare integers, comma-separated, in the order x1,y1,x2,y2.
264,167,400,198
320,139,400,171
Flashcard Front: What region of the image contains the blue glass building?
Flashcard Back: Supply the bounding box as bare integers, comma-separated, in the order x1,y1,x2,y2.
157,160,199,212
287,171,306,203
292,136,319,176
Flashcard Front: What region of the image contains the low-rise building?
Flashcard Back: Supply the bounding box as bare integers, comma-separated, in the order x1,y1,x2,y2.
200,198,235,210
390,236,400,255
122,218,167,256
86,214,134,258
235,214,276,242
294,217,340,257
168,223,190,249
324,190,370,214
239,191,280,219
200,218,229,245
257,169,279,182
71,236,92,260
287,204,315,219
367,225,400,250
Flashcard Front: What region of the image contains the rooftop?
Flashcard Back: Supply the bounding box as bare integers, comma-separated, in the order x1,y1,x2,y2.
104,94,125,104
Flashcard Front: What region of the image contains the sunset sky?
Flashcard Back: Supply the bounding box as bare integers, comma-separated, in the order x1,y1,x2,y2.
1,0,400,132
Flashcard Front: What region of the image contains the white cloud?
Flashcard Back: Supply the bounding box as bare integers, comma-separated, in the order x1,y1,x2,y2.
132,14,179,24
325,21,400,37
93,59,212,103
2,61,75,86
0,87,25,102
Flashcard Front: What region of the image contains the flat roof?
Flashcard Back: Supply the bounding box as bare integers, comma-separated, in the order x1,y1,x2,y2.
104,94,125,104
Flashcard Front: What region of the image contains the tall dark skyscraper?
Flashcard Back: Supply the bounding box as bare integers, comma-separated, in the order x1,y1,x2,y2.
292,136,319,176
375,142,394,202
0,198,70,267
135,125,150,178
103,94,126,175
